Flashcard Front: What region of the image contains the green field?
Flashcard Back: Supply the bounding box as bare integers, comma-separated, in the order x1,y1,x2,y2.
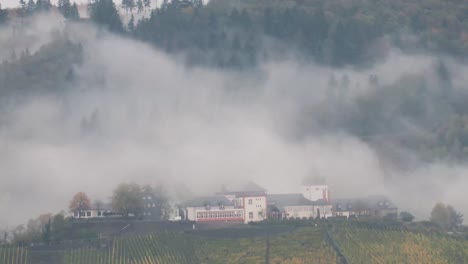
4,224,468,264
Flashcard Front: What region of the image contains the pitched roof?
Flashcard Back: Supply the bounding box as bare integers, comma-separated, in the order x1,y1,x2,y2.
217,181,267,196
268,194,330,209
332,196,397,211
183,196,233,207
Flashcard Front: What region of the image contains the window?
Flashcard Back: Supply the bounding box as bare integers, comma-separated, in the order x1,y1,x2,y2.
249,212,253,219
148,196,152,200
98,211,102,216
86,211,91,217
152,203,156,207
148,204,151,208
148,212,151,216
248,199,252,205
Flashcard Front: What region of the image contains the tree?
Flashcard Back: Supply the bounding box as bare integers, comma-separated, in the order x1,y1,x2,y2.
136,0,143,13
51,214,66,242
41,219,51,244
0,3,8,25
89,0,124,33
430,203,463,230
122,0,135,13
19,0,27,9
400,211,415,222
27,0,36,13
447,205,463,230
127,14,135,31
69,192,91,217
112,183,144,217
58,0,71,17
36,0,52,10
142,0,150,10
431,203,450,228
70,3,80,20
58,0,79,19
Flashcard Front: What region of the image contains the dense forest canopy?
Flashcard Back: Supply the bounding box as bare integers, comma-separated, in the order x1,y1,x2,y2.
1,0,468,163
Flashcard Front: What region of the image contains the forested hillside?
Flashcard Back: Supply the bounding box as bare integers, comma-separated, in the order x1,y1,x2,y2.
3,0,468,164
131,0,468,68
2,0,468,227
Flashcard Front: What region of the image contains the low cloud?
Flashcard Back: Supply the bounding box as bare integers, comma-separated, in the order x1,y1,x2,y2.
1,14,468,227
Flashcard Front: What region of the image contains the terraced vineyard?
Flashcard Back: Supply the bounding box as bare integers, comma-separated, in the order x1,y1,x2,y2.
268,227,336,264
334,225,468,264
5,224,468,264
62,232,196,264
0,247,28,264
190,226,337,263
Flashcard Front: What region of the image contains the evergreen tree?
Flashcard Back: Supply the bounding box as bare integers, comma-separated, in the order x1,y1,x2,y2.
122,0,135,13
136,0,143,13
35,0,51,11
58,0,72,18
142,0,150,10
19,0,28,17
89,0,124,33
127,14,134,31
70,3,80,20
27,0,35,13
36,0,44,10
44,0,52,9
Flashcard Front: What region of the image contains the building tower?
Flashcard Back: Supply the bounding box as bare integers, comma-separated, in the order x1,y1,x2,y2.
301,175,330,202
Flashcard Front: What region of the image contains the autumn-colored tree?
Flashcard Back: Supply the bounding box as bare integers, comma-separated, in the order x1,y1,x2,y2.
69,192,91,217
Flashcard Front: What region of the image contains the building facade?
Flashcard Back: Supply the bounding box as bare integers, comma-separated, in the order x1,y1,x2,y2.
301,184,330,202
185,182,268,224
267,194,332,219
142,193,164,219
332,196,398,219
185,196,245,223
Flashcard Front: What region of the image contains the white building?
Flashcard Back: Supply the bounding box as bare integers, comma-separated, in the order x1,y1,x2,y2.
300,175,330,202
332,196,398,219
185,182,268,224
224,192,267,223
268,194,332,219
301,184,330,202
71,206,112,219
185,196,245,223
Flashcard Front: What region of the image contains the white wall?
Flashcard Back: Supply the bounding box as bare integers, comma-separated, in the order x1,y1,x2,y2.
243,196,267,223
315,205,333,218
186,205,243,222
284,206,315,219
302,185,329,202
283,205,333,219
72,209,105,219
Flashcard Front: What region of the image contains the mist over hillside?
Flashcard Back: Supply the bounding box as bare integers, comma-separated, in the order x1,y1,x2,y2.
1,0,468,228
